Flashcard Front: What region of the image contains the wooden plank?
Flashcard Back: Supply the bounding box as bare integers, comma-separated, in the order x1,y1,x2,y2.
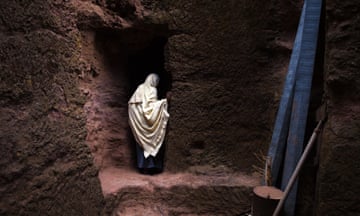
267,0,307,187
280,0,323,215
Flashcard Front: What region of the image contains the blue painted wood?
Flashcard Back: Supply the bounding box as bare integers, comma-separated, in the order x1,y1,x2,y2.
267,0,307,186
281,0,322,215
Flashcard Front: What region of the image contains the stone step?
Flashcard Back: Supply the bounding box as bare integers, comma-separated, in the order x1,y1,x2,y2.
100,167,261,215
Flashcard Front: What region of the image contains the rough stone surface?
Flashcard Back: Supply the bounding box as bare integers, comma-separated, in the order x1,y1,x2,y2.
100,167,260,215
76,0,303,214
105,185,253,216
0,0,105,215
155,0,303,173
316,0,360,215
80,0,303,174
8,0,359,215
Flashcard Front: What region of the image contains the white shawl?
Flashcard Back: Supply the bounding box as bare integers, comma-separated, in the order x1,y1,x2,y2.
128,74,169,158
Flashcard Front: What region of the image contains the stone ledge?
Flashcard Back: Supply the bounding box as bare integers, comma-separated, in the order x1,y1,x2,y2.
100,167,260,215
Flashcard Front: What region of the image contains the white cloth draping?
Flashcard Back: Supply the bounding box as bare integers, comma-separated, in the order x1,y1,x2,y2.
128,74,169,158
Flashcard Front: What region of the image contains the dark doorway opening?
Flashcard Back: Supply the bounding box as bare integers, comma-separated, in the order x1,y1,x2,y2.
94,26,171,170
127,36,171,99
95,27,171,100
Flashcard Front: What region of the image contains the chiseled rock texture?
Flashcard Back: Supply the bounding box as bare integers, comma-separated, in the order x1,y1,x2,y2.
317,0,360,215
162,0,302,172
5,0,360,215
79,0,303,174
0,0,305,215
104,185,254,215
0,1,105,215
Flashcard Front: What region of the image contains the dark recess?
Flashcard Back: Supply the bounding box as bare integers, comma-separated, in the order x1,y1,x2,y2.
94,26,171,168
127,36,171,99
95,27,171,99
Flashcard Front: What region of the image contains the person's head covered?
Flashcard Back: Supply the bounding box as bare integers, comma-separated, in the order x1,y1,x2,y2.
144,73,159,87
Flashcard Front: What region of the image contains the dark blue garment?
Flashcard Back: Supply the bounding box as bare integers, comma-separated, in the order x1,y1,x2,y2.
136,143,164,174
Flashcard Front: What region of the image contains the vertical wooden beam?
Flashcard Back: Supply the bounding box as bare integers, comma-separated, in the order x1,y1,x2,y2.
281,0,323,215
267,0,307,187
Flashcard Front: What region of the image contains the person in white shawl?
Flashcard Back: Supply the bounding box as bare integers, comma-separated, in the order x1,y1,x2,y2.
128,73,169,173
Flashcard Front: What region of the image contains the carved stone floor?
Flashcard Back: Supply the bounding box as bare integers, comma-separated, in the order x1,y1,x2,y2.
99,167,261,215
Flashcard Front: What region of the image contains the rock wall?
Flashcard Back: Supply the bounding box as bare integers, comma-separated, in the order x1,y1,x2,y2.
78,0,303,174
5,0,348,215
317,0,360,215
163,0,303,172
0,1,105,215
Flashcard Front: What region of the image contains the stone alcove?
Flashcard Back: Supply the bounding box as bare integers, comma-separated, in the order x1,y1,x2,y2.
82,25,171,171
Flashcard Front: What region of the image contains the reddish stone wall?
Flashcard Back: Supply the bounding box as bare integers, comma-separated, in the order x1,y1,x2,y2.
79,0,303,174
316,0,360,215
163,0,303,172
0,1,105,215
1,0,326,214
